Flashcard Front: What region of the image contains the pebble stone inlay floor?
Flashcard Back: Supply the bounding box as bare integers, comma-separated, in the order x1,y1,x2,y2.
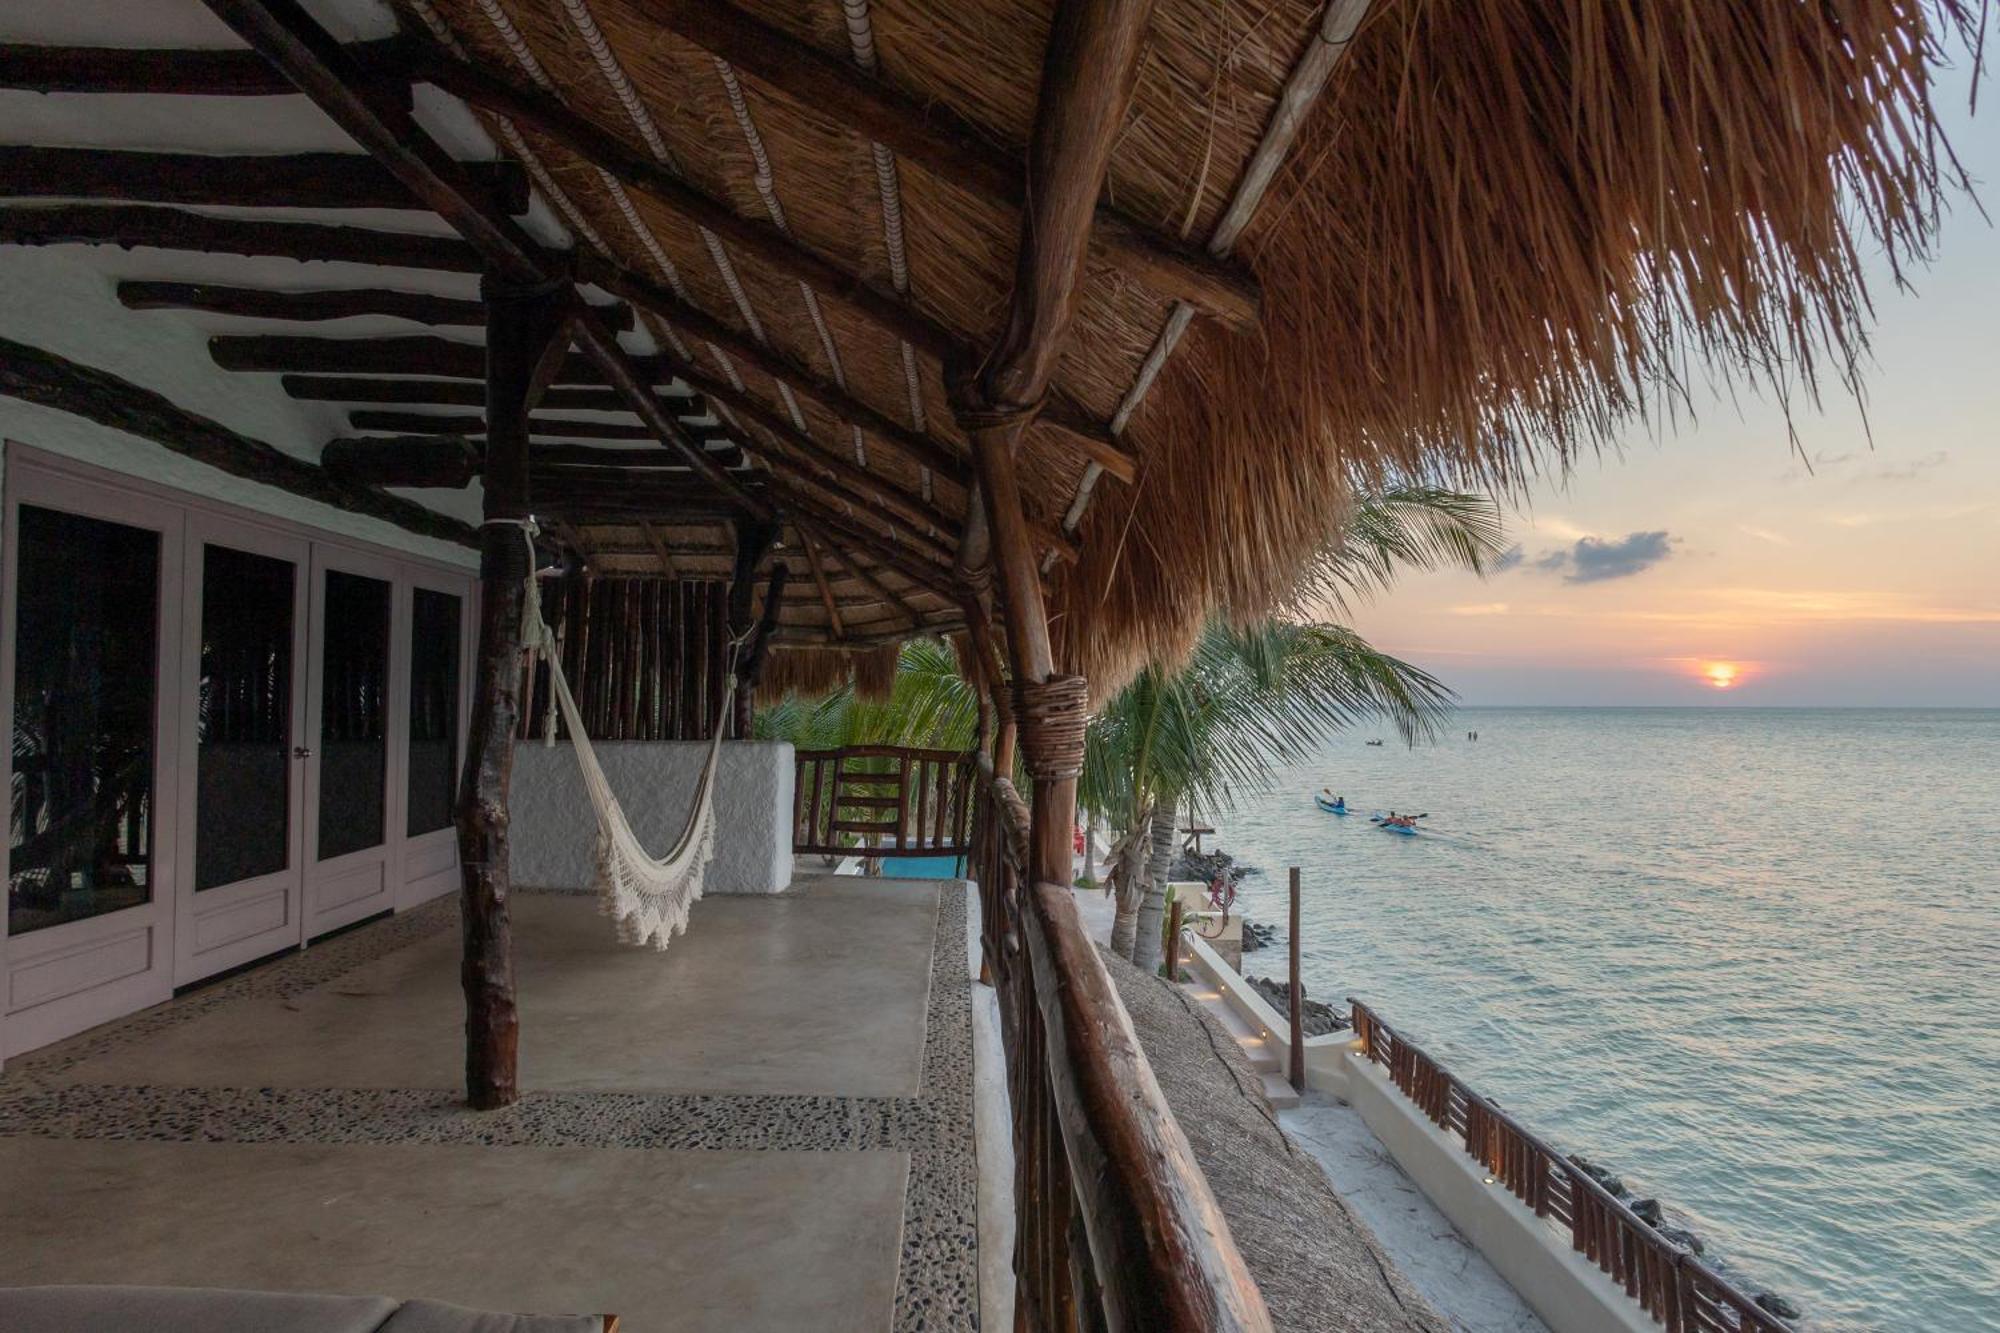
0,884,980,1331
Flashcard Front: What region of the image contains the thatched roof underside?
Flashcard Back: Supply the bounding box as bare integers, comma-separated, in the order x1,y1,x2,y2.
411,0,1974,689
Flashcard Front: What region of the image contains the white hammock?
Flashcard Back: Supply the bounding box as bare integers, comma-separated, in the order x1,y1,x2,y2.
515,524,736,950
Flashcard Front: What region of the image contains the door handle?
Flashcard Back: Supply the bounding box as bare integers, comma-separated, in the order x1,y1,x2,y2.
293,746,314,759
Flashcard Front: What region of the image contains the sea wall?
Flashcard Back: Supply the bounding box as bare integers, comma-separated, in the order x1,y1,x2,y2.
509,740,794,895
1179,931,1651,1333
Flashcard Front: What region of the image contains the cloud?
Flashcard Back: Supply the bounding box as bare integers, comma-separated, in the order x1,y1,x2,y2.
1737,525,1790,547
1448,602,1514,616
1490,545,1525,572
1868,449,1948,482
1538,531,1677,583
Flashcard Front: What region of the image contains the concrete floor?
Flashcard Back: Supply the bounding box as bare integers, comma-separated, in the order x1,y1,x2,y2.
0,1138,907,1333
57,879,937,1098
0,876,971,1332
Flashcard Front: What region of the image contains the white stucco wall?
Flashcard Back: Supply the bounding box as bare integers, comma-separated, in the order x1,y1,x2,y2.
509,741,795,895
0,250,480,568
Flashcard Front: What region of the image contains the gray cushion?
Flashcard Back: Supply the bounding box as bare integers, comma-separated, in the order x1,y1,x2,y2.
0,1285,399,1333
380,1298,604,1333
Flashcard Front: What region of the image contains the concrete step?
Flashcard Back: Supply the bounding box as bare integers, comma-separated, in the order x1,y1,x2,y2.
1258,1070,1301,1110
1180,982,1286,1075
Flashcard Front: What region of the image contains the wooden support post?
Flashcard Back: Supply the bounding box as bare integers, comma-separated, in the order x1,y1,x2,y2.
727,520,779,736
456,272,571,1111
1288,866,1305,1093
1164,897,1184,982
734,562,790,737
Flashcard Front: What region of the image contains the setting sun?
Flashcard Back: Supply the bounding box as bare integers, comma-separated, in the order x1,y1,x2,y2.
1702,662,1741,690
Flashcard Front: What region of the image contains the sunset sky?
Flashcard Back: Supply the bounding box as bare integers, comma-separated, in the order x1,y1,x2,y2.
1349,65,2000,708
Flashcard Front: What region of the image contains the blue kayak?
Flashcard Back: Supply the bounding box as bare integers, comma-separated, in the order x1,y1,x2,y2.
1370,813,1420,835
1314,795,1350,814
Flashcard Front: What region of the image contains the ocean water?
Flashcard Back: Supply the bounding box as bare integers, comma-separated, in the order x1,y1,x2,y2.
1216,708,1998,1331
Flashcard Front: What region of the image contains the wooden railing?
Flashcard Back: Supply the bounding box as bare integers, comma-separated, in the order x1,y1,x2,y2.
971,760,1270,1331
1349,1001,1792,1333
792,746,976,857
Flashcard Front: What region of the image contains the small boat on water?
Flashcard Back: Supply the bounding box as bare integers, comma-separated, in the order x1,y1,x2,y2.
1370,813,1423,835
1314,793,1350,814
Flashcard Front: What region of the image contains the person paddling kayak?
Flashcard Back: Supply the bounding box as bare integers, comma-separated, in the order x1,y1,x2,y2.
1319,788,1346,813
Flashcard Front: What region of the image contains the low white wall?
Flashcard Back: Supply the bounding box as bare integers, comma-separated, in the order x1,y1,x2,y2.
509,740,794,895
1337,1051,1653,1333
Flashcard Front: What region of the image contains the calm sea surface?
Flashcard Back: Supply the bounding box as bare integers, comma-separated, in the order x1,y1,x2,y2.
1217,708,1998,1332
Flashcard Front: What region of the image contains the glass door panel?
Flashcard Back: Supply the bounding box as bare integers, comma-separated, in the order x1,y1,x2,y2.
7,506,160,936
405,587,462,838
195,546,296,890
175,522,311,987
316,569,391,860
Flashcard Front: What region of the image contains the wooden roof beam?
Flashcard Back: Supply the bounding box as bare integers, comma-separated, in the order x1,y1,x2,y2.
118,280,633,331
0,146,528,213
198,0,771,523
280,376,692,413
632,0,1257,330
347,410,731,449
0,202,481,271
324,436,735,486
0,39,408,95
209,333,663,384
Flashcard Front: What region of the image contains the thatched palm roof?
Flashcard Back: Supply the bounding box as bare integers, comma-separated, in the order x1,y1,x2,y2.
401,0,1973,689
2,0,1976,690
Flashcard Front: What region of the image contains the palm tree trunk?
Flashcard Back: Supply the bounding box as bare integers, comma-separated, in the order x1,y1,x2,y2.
1081,813,1098,882
1132,792,1178,972
1108,816,1147,960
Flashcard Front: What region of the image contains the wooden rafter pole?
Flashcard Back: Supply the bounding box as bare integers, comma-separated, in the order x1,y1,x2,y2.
618,292,971,484
636,519,680,579
400,45,1137,481
796,528,845,640
626,0,1258,330
799,520,923,629
948,1,1273,1327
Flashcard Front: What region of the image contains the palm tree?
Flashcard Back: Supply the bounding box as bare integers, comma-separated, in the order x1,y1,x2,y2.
1083,487,1507,969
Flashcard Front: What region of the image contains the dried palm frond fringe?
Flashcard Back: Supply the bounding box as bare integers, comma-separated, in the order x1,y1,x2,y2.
1052,0,1982,690
759,642,904,701
415,0,1981,694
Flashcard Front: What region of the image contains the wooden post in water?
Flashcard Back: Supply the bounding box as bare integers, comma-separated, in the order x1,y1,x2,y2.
1288,866,1305,1093
457,272,572,1110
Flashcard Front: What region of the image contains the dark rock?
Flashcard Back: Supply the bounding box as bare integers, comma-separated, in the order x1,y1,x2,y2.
1655,1226,1705,1255
1243,976,1350,1036
1754,1293,1802,1322
1565,1154,1625,1195
1629,1197,1663,1227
